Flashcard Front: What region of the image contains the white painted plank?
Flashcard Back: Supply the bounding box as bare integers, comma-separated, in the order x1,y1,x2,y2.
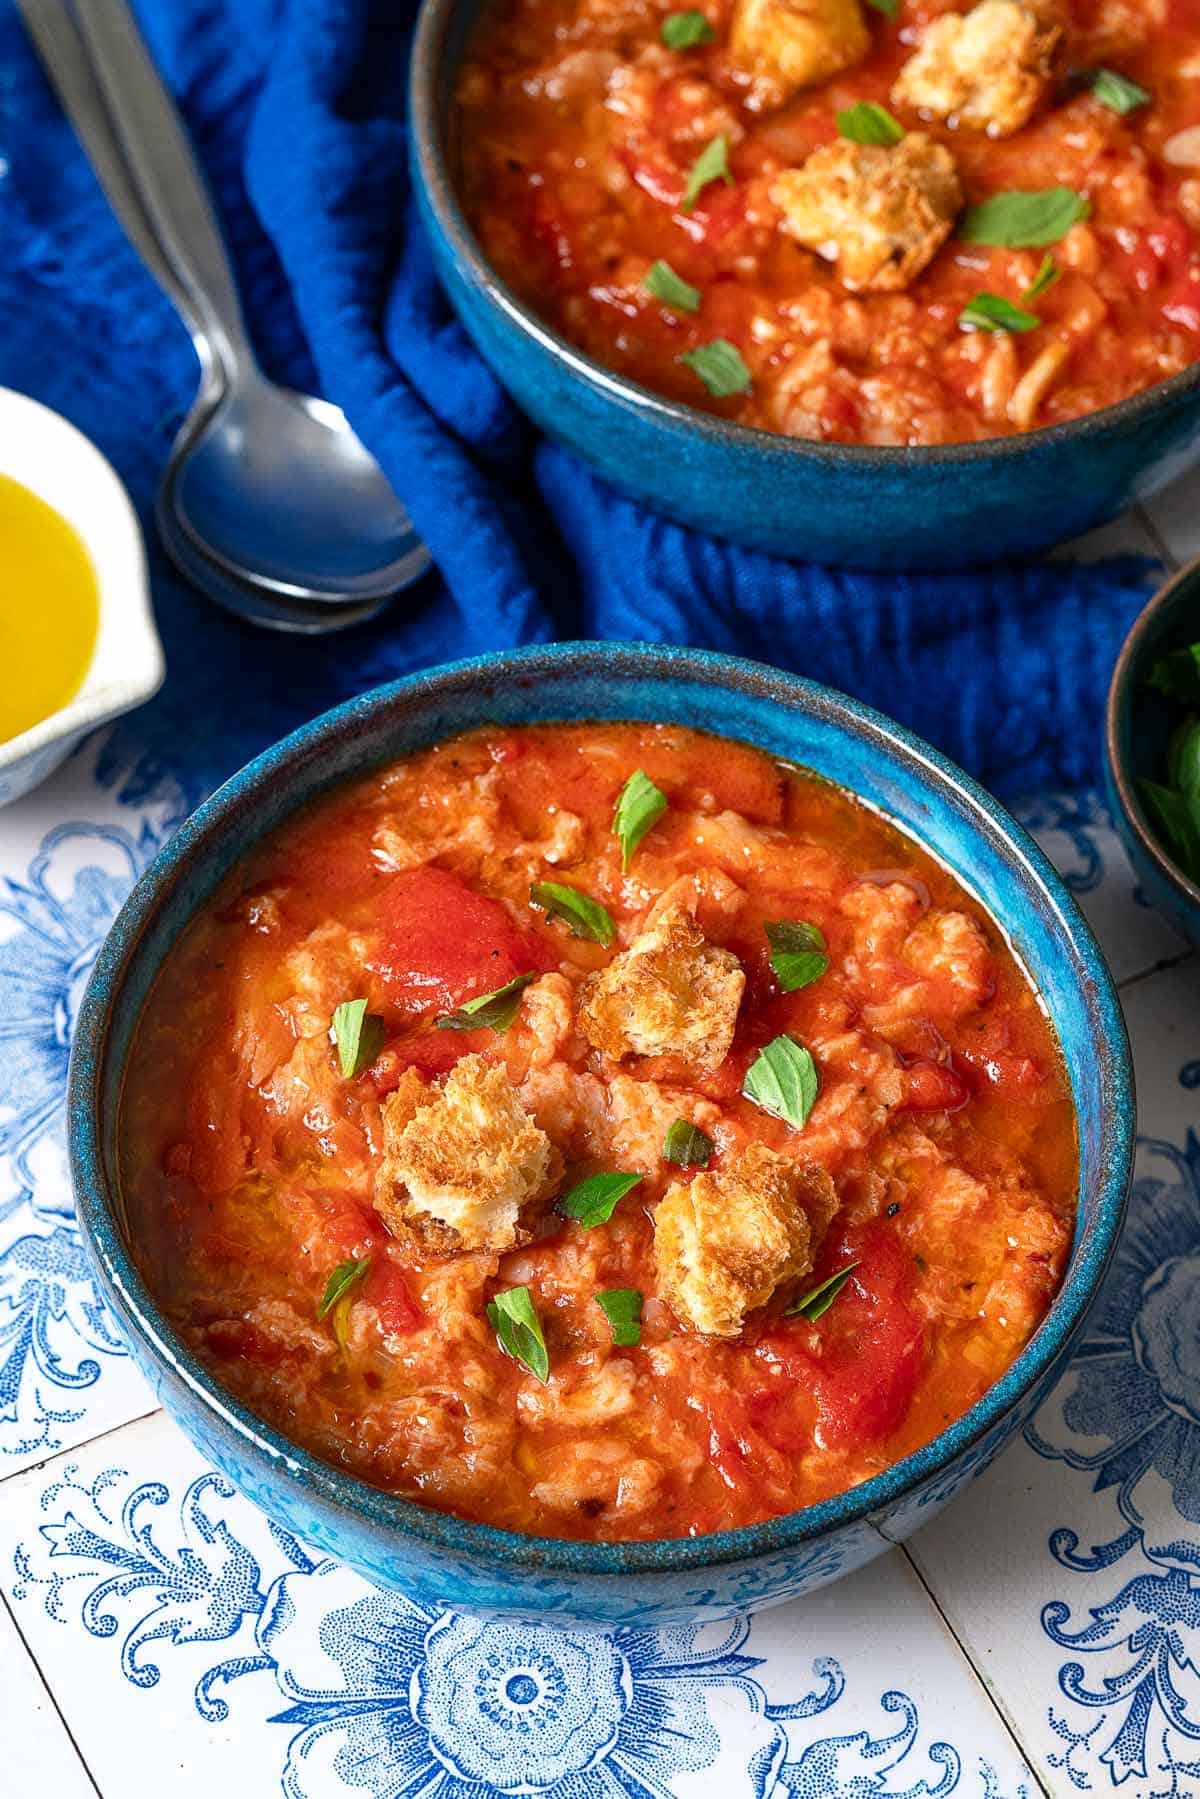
0,1410,1037,1799
0,1593,96,1796
1139,464,1200,570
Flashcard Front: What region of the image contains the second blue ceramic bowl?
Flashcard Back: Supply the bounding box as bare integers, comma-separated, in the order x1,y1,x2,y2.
1106,557,1200,944
408,0,1200,571
69,644,1133,1625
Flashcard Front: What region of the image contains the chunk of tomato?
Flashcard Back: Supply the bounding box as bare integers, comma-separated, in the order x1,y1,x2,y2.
367,1259,422,1335
903,1057,971,1113
315,1190,382,1261
369,1031,467,1095
204,1318,288,1367
811,1304,925,1449
745,1382,815,1457
369,866,546,1013
956,1045,1047,1103
758,1224,926,1451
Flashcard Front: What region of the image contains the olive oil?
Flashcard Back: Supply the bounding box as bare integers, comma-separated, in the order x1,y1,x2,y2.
0,473,99,744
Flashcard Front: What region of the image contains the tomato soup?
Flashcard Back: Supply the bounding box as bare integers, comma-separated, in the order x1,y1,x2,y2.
455,0,1200,444
121,724,1076,1541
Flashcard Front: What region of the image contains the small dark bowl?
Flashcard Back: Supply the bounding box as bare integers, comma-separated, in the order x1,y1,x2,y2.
69,644,1133,1626
408,0,1200,572
1106,557,1200,944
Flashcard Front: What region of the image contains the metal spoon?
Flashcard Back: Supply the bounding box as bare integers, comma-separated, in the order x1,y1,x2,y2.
156,476,393,634
19,0,430,626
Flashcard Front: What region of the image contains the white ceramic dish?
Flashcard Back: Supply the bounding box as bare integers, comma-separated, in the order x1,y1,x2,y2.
0,388,164,806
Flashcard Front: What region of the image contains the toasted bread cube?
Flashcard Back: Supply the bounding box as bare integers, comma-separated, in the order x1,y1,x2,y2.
729,0,870,111
375,1054,560,1254
772,133,962,292
891,0,1060,137
655,1144,839,1337
577,906,744,1073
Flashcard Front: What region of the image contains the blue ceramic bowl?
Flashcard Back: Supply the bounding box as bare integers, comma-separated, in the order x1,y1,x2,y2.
69,643,1133,1625
408,0,1200,572
1105,557,1200,944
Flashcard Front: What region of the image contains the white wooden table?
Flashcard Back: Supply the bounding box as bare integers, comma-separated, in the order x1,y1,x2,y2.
2,472,1199,1799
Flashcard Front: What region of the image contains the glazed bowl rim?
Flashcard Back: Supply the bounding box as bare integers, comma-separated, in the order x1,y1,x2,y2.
1105,554,1200,911
408,0,1200,469
70,641,1133,1577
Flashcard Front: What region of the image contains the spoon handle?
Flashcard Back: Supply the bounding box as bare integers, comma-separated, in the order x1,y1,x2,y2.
65,0,255,378
15,0,216,364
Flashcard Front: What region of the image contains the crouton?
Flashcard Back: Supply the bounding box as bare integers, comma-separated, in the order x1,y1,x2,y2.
577,905,744,1073
654,1144,839,1337
772,133,962,292
374,1054,561,1254
891,0,1060,138
729,0,871,112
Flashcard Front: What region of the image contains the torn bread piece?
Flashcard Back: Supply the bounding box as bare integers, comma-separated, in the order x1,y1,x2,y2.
891,0,1060,138
772,133,962,292
578,904,744,1073
729,0,871,112
654,1144,839,1337
375,1054,561,1253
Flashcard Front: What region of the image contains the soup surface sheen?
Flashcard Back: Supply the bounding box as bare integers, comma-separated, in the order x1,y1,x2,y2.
456,0,1200,444
122,724,1076,1541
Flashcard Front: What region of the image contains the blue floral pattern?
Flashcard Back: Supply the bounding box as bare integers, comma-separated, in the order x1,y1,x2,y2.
11,1463,1027,1797
0,821,155,1211
1014,789,1111,897
0,810,168,1457
0,1225,127,1457
1028,1130,1200,1790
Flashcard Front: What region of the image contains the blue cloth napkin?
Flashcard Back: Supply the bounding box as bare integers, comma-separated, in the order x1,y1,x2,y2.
0,0,1156,808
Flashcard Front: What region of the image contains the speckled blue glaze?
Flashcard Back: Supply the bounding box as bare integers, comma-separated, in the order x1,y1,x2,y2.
1106,559,1200,944
408,0,1200,572
69,644,1133,1625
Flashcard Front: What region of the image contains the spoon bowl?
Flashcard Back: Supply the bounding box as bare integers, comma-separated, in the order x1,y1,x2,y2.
172,376,429,602
157,469,396,633
19,0,431,627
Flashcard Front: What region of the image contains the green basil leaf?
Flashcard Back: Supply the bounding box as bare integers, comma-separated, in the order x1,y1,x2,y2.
318,1255,372,1321
786,1260,860,1321
1147,643,1200,703
678,338,752,398
836,100,904,146
959,187,1090,248
1168,716,1200,797
682,133,732,213
643,259,703,314
436,973,534,1034
1022,254,1059,303
486,1285,550,1382
1091,67,1150,115
959,292,1040,333
530,880,616,946
331,998,387,1078
558,1170,643,1228
596,1287,644,1346
865,0,898,15
614,768,668,867
765,920,829,992
663,1118,713,1167
743,1033,820,1128
1139,780,1200,884
661,9,716,48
